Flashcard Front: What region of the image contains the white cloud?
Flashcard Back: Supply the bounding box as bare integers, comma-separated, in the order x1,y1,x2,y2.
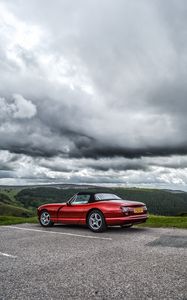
0,2,42,51
0,151,187,191
0,95,37,119
12,94,37,119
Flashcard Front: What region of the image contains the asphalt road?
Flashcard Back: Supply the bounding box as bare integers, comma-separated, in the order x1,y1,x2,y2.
0,224,186,300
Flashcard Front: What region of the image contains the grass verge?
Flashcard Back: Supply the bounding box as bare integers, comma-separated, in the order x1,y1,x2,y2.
0,215,186,228
0,216,38,225
0,203,34,217
138,215,187,229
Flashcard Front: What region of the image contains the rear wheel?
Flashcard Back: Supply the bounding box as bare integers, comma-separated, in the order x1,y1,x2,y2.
39,211,54,227
87,210,107,233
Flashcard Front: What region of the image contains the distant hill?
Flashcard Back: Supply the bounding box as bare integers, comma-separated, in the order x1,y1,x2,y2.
0,185,187,217
0,193,34,217
113,188,187,216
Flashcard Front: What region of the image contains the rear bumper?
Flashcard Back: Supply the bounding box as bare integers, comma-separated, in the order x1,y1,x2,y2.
105,214,148,225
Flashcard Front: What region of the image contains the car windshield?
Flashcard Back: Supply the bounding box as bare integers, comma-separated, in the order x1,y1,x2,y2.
95,193,122,201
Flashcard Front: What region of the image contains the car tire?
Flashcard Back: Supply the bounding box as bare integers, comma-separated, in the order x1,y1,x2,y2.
87,210,107,233
39,211,54,227
120,224,133,228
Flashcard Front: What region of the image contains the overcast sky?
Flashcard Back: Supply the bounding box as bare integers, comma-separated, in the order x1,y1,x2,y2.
0,0,187,189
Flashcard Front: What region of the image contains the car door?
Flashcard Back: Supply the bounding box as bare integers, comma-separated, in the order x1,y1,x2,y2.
57,194,90,224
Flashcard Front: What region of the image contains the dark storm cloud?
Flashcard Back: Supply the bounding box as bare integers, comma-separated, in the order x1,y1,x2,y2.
40,161,78,173
69,144,187,159
39,156,148,173
86,161,148,172
0,163,13,171
0,0,187,186
0,171,14,178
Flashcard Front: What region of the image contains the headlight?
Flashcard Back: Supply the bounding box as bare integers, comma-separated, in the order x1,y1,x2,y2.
121,206,129,214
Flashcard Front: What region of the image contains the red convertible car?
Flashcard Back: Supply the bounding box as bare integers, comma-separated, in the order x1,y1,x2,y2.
37,192,148,232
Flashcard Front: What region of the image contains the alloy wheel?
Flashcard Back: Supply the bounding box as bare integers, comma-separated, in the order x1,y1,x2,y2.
89,212,102,230
40,211,51,226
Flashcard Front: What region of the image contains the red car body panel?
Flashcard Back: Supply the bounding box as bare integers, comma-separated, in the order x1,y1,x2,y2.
37,197,148,226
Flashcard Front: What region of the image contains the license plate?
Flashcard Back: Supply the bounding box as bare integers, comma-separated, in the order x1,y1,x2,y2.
134,207,143,213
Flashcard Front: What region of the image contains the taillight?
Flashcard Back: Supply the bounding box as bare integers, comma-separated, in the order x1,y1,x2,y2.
121,206,129,215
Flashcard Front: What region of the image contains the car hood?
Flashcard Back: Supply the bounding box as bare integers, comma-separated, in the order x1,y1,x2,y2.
38,203,67,210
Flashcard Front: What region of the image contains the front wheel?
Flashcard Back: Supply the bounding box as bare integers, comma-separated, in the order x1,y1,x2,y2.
87,210,107,232
39,211,54,227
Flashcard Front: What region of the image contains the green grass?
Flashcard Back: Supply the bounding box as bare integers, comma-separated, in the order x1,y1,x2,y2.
0,215,186,228
0,216,38,225
0,203,34,217
138,215,187,229
0,188,21,202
